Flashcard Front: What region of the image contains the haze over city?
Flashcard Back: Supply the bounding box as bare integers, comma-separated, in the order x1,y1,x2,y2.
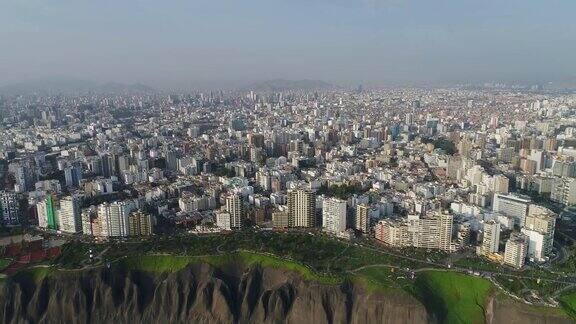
2,0,576,89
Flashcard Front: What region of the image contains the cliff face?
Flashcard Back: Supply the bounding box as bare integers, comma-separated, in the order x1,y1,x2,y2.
0,264,431,324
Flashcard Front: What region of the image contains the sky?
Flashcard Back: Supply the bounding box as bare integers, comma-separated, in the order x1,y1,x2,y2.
1,0,575,89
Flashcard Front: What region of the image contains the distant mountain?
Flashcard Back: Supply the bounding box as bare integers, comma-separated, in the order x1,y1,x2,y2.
0,77,156,95
245,79,334,92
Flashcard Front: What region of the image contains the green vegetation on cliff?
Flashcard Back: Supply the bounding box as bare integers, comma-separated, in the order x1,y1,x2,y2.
120,255,194,273
0,258,11,271
119,252,341,285
412,271,493,324
559,291,576,319
354,266,413,292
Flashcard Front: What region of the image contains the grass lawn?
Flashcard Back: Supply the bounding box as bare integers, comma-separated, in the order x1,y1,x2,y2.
0,258,11,271
119,251,342,285
559,291,576,319
354,266,412,292
454,257,507,272
413,271,493,324
56,242,107,268
119,255,195,273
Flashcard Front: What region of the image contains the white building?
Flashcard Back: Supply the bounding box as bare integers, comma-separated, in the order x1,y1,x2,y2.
478,220,500,256
521,205,556,262
322,197,347,234
493,193,531,226
216,211,231,230
375,213,453,251
504,233,528,269
521,228,547,262
98,200,137,237
551,177,576,205
58,194,83,233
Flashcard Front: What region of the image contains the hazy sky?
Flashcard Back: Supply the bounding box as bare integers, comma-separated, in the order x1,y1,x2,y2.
1,0,575,88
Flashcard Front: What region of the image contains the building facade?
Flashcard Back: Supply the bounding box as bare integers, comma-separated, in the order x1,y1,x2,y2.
504,233,528,269
322,197,347,234
287,189,316,228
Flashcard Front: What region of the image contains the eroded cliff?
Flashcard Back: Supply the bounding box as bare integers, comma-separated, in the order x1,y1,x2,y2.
0,262,572,324
0,263,431,324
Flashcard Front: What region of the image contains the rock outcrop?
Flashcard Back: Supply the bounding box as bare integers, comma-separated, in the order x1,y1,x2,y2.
0,263,430,324
0,263,573,324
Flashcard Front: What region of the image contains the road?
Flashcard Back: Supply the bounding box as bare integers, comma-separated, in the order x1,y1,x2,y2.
349,239,576,286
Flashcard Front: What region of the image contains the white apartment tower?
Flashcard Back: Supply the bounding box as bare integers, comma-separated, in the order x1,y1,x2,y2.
58,194,83,233
98,200,137,237
375,213,453,251
493,193,531,226
322,197,347,234
216,212,232,230
521,205,556,262
479,220,500,256
504,233,528,269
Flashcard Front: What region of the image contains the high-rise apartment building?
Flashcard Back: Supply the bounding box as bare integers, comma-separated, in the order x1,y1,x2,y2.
287,189,316,228
322,197,347,234
0,191,20,225
493,193,531,226
375,213,453,251
408,213,453,251
272,210,289,228
504,233,528,269
225,194,243,229
375,219,406,247
216,211,232,230
492,175,509,194
81,207,96,236
37,195,59,230
64,164,83,188
355,204,370,233
98,200,137,237
478,220,500,256
128,210,153,236
552,159,576,178
521,205,556,261
551,177,576,206
58,194,83,233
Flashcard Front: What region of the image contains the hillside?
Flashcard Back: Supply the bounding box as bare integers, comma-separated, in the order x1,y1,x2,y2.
0,252,572,324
